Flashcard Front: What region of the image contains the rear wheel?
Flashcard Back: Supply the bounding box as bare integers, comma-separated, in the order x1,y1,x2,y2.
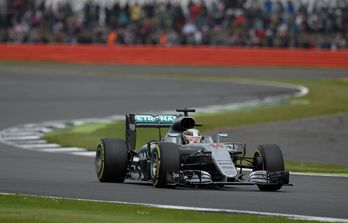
151,142,180,187
253,144,285,191
95,138,128,182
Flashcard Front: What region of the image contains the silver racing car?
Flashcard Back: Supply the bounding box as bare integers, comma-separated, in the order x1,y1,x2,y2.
95,109,291,191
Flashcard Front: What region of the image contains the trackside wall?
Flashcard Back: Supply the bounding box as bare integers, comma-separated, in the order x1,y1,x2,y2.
0,44,347,69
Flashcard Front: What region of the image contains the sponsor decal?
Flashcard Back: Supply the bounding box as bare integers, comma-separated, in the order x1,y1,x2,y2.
135,115,177,124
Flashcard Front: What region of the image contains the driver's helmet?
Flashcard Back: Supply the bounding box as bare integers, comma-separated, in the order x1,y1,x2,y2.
183,129,202,144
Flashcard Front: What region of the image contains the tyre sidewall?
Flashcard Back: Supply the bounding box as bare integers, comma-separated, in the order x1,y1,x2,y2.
255,144,284,171
254,144,285,191
152,142,180,187
95,138,128,182
96,142,105,180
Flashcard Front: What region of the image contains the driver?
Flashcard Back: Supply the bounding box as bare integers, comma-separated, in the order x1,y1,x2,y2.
183,128,202,144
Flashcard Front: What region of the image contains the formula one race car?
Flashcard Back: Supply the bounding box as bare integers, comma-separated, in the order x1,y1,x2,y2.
95,109,291,191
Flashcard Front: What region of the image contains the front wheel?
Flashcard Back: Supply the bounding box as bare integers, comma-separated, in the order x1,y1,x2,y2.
253,144,285,191
150,142,180,188
95,138,128,183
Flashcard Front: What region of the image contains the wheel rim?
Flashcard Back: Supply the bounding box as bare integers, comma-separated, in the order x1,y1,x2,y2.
95,146,102,174
253,152,263,171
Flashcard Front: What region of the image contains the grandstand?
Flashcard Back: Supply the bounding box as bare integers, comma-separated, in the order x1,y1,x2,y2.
0,0,347,49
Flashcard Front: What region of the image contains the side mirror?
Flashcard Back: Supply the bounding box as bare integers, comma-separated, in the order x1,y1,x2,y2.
217,133,228,143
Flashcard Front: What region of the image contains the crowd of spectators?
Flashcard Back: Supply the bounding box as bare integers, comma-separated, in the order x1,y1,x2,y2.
0,0,348,49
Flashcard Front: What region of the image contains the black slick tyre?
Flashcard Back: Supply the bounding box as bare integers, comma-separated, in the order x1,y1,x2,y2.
95,138,128,183
254,144,285,191
151,142,180,188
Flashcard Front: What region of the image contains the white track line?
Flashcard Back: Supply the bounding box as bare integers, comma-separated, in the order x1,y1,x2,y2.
1,82,347,221
10,140,47,145
38,147,86,153
18,144,60,149
0,82,309,158
291,172,348,178
0,81,344,179
0,193,347,223
0,81,343,180
3,136,41,141
70,151,96,157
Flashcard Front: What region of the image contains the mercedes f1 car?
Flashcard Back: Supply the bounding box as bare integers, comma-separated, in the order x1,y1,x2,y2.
95,109,291,191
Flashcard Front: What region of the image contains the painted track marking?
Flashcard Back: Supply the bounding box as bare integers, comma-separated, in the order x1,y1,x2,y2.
1,82,347,221
0,82,308,157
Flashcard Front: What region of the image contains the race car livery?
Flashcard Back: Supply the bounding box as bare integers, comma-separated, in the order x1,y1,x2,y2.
95,109,291,191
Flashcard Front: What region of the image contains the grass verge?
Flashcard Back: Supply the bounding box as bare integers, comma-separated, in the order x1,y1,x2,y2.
286,161,348,174
0,194,320,223
44,78,348,174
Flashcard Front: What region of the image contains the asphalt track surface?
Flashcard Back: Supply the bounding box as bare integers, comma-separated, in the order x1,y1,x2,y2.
208,113,348,165
0,63,348,219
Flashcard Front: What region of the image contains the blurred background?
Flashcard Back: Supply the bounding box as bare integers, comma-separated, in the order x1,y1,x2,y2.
0,0,347,49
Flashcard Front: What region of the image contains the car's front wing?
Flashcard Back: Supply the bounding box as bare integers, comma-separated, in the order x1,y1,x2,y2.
166,170,292,187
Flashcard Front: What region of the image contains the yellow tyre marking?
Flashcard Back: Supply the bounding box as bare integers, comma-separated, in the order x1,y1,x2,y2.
153,145,161,186
98,142,105,180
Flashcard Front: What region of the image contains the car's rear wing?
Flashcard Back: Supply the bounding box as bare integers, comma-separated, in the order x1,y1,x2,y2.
125,114,179,151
